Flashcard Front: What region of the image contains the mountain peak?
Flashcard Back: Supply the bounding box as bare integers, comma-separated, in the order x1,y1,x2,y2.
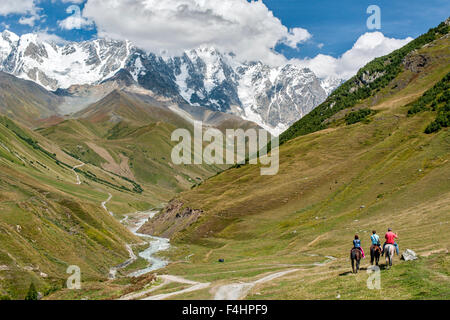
0,35,341,135
1,29,19,42
101,69,137,87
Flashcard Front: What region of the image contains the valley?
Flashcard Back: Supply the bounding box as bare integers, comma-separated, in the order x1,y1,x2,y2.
133,20,450,300
0,17,449,301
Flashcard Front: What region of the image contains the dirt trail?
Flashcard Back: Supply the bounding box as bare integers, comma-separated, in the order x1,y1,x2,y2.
137,268,318,300
109,244,137,280
372,92,425,111
141,275,211,300
72,163,85,185
213,269,300,300
119,278,170,300
101,193,114,216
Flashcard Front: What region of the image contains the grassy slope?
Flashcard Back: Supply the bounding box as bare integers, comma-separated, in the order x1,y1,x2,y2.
280,19,449,144
0,82,260,300
38,91,227,204
0,72,61,127
0,116,157,299
141,28,450,300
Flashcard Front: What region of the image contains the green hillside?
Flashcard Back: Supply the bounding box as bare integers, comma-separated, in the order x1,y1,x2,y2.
0,72,62,127
0,77,261,300
38,90,227,202
138,20,450,300
0,115,158,300
280,19,449,144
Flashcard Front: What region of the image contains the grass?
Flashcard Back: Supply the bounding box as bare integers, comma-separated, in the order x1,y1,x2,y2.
247,253,449,300
280,19,449,144
0,116,153,299
1,20,449,301
137,30,450,300
38,91,228,202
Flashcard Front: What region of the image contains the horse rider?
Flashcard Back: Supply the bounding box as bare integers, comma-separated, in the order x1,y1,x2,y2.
382,228,399,256
353,234,365,258
370,230,381,250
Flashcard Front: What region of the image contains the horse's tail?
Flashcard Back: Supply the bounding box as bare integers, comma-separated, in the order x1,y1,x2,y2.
385,244,394,265
388,244,394,256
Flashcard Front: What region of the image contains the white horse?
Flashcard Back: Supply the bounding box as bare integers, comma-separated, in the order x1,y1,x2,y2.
384,244,395,269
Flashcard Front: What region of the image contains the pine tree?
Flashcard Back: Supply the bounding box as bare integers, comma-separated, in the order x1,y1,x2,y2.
25,283,38,301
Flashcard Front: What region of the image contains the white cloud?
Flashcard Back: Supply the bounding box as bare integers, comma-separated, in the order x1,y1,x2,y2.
0,0,35,16
58,5,93,30
82,0,310,65
19,15,39,27
0,0,43,28
281,27,311,49
2,0,414,83
50,0,85,3
294,32,413,80
34,30,68,44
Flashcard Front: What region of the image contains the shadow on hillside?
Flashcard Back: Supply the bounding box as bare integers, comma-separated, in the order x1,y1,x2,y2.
339,263,392,276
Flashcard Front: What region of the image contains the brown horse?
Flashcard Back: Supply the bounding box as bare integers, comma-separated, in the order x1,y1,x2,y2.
370,245,382,266
350,248,362,273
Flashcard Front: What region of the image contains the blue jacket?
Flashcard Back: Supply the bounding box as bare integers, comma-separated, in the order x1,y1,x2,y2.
371,234,380,245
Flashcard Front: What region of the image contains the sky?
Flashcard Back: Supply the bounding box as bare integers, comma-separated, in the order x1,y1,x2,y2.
0,0,449,79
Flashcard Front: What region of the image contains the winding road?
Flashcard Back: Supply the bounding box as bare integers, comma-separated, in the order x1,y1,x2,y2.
142,275,211,300
213,269,299,300
101,193,114,216
72,163,85,185
109,244,137,280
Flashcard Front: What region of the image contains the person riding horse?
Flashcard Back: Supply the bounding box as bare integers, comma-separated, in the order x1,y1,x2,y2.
352,234,365,258
350,234,365,273
382,228,399,256
370,230,381,247
369,230,382,265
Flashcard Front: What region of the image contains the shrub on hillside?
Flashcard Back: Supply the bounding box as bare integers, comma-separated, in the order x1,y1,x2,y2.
408,72,450,115
425,102,450,134
345,109,373,125
24,283,38,300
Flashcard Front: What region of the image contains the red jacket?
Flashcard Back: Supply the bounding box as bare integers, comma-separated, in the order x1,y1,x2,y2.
385,232,398,244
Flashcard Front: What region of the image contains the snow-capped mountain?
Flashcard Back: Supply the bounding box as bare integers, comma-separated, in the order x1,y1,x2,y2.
0,31,133,90
320,76,345,96
236,62,327,135
0,30,342,135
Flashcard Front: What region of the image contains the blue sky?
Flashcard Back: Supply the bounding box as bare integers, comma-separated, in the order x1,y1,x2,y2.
0,0,448,61
0,0,96,42
268,0,450,58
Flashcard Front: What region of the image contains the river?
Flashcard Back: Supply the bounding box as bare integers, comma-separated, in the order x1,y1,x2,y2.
122,210,170,278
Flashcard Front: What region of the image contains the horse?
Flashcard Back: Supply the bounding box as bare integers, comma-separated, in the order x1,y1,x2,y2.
370,245,381,266
350,248,362,273
384,244,395,269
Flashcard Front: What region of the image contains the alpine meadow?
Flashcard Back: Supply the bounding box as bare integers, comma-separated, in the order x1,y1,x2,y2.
0,0,448,304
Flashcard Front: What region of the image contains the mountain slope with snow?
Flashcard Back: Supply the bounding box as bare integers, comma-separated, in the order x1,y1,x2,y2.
0,30,341,135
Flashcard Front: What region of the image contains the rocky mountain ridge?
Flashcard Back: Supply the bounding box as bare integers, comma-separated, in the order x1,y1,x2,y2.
0,31,339,135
